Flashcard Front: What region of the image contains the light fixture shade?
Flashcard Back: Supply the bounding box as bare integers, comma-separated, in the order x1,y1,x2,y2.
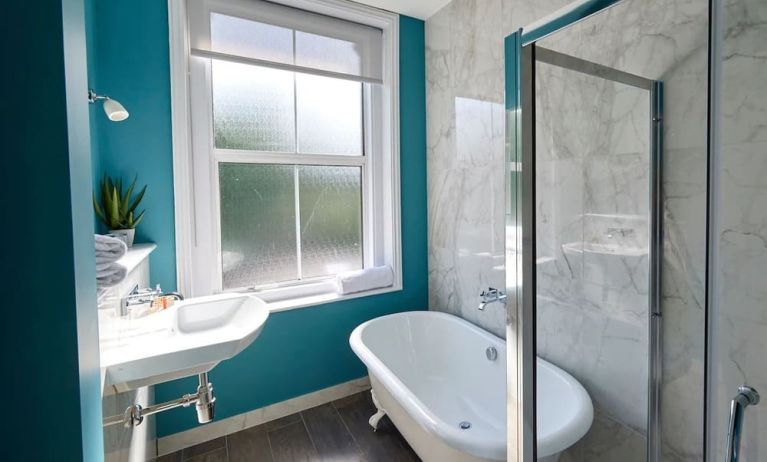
103,98,129,122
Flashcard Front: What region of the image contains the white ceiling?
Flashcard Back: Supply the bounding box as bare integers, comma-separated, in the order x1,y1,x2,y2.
353,0,451,20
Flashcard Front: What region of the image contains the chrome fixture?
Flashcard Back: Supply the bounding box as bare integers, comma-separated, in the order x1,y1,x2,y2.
606,227,635,239
118,285,185,317
163,291,185,301
724,386,760,462
459,421,472,430
88,89,129,122
486,346,498,361
478,287,507,311
119,284,160,317
103,373,215,428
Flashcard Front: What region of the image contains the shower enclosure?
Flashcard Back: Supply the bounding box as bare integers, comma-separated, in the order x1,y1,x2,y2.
504,0,767,460
707,0,767,460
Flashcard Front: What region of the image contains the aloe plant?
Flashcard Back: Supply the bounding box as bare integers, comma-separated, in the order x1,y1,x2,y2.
93,175,147,230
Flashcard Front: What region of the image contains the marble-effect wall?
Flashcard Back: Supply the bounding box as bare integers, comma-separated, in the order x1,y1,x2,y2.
534,60,651,460
426,0,708,460
709,0,767,459
426,0,508,338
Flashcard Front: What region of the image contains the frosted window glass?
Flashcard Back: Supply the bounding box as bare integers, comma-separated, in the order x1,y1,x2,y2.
295,31,362,76
299,166,363,278
219,163,297,289
296,73,363,155
212,60,295,152
210,13,293,65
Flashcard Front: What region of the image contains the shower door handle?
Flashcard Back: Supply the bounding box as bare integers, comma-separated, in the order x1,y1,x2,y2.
724,386,759,462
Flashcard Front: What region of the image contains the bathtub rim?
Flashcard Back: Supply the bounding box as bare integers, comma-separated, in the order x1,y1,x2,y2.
350,310,507,460
350,310,594,460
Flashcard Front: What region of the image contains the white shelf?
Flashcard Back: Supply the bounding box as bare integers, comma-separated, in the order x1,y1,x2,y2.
118,243,157,275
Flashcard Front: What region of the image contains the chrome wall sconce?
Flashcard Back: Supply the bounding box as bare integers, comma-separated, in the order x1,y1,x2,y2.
88,89,129,122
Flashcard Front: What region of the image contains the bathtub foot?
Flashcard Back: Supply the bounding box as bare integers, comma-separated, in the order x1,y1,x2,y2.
368,390,387,431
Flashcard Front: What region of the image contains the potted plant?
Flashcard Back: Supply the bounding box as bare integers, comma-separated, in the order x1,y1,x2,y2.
93,175,147,247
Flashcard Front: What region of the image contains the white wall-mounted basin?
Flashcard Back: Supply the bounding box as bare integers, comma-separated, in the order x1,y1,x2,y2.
100,293,269,392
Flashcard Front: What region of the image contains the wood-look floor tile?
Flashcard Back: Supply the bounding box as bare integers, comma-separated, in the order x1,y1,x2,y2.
302,403,362,461
334,392,419,462
268,420,319,462
185,446,228,462
155,452,183,462
182,436,227,460
227,425,273,462
263,413,303,431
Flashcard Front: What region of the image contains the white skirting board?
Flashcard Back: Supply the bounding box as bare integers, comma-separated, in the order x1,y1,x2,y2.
156,376,371,457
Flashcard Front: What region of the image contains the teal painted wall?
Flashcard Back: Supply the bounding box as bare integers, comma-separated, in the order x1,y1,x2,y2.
87,3,427,438
155,14,427,438
87,0,177,291
3,0,102,460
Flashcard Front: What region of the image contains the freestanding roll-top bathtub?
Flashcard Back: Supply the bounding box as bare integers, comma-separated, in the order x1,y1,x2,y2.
350,311,593,461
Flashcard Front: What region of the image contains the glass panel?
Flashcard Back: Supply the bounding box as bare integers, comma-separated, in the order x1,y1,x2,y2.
295,31,362,76
521,0,711,458
219,163,297,289
534,56,651,461
709,0,767,459
212,60,295,152
296,73,363,155
210,13,293,65
298,165,362,278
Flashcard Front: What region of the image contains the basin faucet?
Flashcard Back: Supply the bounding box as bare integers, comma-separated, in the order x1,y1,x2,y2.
119,284,162,317
478,287,507,311
118,285,185,317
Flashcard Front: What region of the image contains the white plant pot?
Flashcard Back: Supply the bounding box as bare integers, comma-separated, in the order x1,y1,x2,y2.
109,228,135,247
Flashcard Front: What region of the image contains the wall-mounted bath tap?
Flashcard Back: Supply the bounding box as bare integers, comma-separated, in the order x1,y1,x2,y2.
478,287,507,311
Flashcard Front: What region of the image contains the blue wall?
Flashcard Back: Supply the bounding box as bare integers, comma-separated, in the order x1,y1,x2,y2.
3,0,103,460
87,3,427,438
87,0,177,291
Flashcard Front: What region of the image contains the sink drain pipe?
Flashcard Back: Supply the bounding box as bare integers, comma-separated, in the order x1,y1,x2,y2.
103,373,215,428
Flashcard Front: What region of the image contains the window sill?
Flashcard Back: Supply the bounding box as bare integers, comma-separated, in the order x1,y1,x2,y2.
252,283,402,313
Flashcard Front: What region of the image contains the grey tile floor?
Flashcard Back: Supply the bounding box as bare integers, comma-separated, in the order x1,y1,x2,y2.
155,391,421,462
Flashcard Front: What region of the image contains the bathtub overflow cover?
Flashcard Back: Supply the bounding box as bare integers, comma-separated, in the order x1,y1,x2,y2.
459,421,472,430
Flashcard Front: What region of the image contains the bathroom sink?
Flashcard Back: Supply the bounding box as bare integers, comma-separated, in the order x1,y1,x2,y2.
100,293,269,392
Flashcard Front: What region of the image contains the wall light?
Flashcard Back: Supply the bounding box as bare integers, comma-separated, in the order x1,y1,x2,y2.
88,89,129,122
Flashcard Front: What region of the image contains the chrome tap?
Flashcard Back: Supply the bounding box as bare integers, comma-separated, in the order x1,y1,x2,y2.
118,284,162,317
118,285,186,317
478,287,507,311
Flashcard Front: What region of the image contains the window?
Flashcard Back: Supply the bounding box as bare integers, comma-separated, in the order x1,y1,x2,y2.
171,0,401,300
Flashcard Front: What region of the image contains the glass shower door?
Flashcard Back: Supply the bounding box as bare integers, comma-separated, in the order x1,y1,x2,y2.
708,0,767,460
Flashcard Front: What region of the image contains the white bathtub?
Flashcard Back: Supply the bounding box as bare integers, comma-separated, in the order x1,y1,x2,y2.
350,311,593,461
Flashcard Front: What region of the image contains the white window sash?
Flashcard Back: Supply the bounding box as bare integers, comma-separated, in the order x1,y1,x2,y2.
190,48,383,85
188,0,383,82
170,0,401,303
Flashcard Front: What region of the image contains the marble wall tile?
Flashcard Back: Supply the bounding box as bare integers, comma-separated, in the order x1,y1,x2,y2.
426,0,507,338
562,408,647,462
426,0,708,460
707,0,767,458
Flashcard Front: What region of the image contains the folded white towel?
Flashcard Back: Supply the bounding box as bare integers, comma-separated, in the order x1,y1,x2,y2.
95,234,127,264
335,266,394,295
96,263,127,289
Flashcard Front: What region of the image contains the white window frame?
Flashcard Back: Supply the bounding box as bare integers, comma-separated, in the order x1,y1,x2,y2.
168,0,401,308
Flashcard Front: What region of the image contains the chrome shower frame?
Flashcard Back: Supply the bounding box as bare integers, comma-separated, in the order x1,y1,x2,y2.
506,2,663,459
